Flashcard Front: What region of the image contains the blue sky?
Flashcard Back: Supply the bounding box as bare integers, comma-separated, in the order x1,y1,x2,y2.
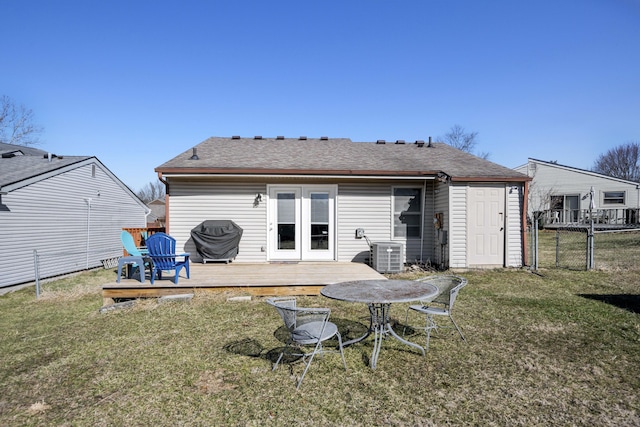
3,0,639,191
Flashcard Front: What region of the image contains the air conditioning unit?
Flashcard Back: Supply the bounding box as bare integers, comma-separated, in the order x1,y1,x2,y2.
370,242,404,273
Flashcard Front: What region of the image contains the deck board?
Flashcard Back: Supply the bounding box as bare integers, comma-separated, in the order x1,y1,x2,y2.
102,262,386,301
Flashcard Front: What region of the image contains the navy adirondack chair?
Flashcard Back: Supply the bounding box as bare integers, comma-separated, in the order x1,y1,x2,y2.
146,232,190,284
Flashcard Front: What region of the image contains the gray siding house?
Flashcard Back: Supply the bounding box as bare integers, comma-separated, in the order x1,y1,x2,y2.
0,142,149,288
515,158,640,226
156,137,531,269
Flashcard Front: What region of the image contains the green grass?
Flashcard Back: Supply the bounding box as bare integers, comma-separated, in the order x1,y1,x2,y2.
1,267,639,425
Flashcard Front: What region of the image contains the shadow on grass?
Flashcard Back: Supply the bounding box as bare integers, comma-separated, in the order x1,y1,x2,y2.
223,318,372,364
223,317,423,368
579,294,640,314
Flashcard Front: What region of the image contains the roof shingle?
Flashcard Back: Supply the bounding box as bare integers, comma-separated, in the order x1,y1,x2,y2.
156,137,527,181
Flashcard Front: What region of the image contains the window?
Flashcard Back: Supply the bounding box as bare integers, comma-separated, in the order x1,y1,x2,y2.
603,191,625,205
393,187,422,238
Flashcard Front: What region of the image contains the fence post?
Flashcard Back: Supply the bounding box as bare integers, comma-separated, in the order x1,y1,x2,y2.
555,230,560,268
533,224,539,271
33,249,40,299
587,220,594,270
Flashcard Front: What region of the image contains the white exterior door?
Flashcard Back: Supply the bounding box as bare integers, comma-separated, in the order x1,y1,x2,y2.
268,185,336,261
467,184,505,266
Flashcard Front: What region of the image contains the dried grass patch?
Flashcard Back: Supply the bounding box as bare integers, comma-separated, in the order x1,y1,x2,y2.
1,267,638,425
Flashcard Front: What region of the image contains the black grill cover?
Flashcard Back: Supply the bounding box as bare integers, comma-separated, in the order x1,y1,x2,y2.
190,220,243,260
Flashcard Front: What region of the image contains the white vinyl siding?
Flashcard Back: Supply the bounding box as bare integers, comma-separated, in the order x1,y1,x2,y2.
518,160,640,216
0,162,147,288
432,181,449,268
167,181,268,262
337,183,391,263
337,182,435,264
165,177,526,269
449,184,468,268
506,184,524,267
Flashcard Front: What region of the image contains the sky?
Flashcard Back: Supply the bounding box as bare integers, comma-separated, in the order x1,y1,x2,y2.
2,0,639,192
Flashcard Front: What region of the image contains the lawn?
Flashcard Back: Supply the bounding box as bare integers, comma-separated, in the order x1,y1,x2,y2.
1,267,639,426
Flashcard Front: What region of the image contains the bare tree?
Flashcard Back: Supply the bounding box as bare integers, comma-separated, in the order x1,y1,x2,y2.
136,181,166,204
0,95,43,146
439,124,489,159
592,141,640,182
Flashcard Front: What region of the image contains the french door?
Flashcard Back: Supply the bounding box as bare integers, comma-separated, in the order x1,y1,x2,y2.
268,185,336,261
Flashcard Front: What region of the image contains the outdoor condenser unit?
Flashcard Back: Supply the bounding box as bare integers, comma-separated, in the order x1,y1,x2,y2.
370,242,404,273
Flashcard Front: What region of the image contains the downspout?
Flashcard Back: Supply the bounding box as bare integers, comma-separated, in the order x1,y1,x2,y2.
84,198,92,269
158,172,169,233
419,179,427,264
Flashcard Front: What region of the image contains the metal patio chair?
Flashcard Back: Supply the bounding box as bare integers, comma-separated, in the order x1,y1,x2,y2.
266,297,347,390
404,275,468,351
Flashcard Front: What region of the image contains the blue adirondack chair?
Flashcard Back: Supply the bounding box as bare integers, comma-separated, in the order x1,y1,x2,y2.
146,232,190,284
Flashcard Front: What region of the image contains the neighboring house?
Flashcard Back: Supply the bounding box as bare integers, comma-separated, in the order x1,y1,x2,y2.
0,142,150,288
515,158,640,226
155,136,530,269
146,198,166,227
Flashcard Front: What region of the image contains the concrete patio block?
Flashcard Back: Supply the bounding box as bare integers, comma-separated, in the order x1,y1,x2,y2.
158,293,194,304
226,296,252,302
99,300,136,313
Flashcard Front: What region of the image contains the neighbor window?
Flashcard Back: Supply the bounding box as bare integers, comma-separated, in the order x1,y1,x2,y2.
393,187,422,238
603,191,625,205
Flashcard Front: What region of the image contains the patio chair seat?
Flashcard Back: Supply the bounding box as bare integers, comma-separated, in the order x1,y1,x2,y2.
291,321,339,345
408,305,448,316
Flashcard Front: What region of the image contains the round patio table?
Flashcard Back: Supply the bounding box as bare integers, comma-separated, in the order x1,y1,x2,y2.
321,279,439,369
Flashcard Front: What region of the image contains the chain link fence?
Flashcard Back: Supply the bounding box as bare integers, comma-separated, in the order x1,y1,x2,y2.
33,249,120,298
528,226,640,271
593,229,640,271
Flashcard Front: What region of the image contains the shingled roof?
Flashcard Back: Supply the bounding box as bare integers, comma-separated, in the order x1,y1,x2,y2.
156,137,528,181
0,142,92,192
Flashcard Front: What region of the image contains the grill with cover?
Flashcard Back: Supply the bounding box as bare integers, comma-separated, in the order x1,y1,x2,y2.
190,220,243,263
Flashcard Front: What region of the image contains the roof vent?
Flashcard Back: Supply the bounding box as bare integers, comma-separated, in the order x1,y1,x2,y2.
376,140,386,144
299,136,307,140
415,140,425,147
427,136,433,147
2,153,16,158
231,135,241,139
254,136,262,140
189,147,199,160
320,136,328,140
276,135,285,140
395,140,405,144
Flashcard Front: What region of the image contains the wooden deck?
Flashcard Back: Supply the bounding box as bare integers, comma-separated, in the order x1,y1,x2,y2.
102,262,386,302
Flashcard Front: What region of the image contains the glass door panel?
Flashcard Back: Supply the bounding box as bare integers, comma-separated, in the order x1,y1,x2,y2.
277,193,296,249
269,187,301,260
302,187,335,260
309,192,329,250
